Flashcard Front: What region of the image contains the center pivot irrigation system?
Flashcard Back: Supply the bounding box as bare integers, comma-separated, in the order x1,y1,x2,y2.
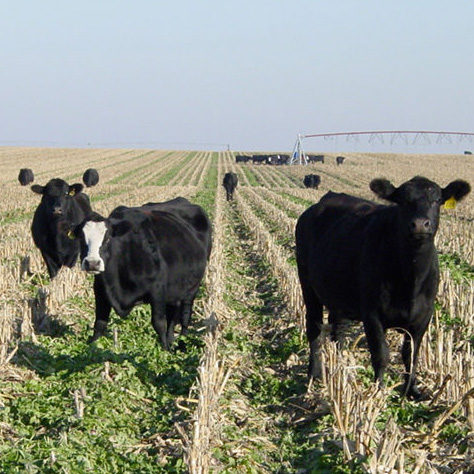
290,130,474,165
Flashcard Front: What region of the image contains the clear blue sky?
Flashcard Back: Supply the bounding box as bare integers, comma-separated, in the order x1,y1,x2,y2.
1,1,473,152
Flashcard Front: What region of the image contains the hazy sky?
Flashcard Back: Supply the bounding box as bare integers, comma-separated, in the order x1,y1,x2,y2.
1,1,473,152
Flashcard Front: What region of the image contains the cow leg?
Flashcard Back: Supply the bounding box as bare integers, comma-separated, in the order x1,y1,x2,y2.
363,316,389,386
328,311,343,343
89,276,112,343
41,251,60,279
151,295,169,350
301,282,324,379
401,329,426,399
165,304,178,346
180,298,195,336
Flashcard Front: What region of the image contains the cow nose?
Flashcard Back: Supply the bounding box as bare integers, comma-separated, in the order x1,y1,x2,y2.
53,207,63,215
83,258,102,273
410,218,431,234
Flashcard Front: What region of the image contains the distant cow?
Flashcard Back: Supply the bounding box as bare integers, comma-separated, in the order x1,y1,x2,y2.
223,172,238,201
235,155,250,163
70,197,212,349
336,156,346,166
306,154,325,164
31,177,94,278
268,154,290,165
18,168,34,186
303,174,321,189
296,176,471,399
252,154,270,164
82,168,99,187
464,151,472,155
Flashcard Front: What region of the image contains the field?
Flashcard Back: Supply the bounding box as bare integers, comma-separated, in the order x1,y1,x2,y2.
0,147,473,473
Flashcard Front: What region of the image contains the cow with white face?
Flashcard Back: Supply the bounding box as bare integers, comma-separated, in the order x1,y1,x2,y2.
70,198,212,350
80,218,108,273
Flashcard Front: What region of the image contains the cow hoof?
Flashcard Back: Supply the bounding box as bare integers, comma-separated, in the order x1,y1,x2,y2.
404,385,430,401
175,340,186,352
87,334,101,344
308,363,322,380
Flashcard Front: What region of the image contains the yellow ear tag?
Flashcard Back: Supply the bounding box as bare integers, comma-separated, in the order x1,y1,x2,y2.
67,230,75,240
69,189,76,196
444,196,457,209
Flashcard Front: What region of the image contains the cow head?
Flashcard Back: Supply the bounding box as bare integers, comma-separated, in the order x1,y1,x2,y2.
370,176,471,241
32,179,84,217
18,168,34,186
70,212,133,274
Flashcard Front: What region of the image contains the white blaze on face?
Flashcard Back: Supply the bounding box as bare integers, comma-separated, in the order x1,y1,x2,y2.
81,220,107,273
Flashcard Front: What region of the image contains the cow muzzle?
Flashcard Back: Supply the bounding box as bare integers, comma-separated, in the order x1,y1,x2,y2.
409,218,433,238
82,257,105,274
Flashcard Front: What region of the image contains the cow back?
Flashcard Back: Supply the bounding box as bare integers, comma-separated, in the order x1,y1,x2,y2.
112,198,212,259
296,192,384,312
101,199,211,308
223,172,238,188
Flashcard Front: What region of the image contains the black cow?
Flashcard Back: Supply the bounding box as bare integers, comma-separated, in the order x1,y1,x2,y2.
235,155,250,163
295,176,470,399
18,168,34,186
223,172,238,201
306,154,325,164
31,177,93,278
303,174,321,189
71,197,212,349
83,168,99,187
336,156,346,166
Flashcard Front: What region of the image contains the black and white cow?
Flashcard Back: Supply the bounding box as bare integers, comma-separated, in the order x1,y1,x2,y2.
295,176,471,399
252,154,270,164
31,177,94,278
71,197,212,349
306,154,325,164
223,172,238,201
18,168,34,186
272,154,290,165
336,156,346,166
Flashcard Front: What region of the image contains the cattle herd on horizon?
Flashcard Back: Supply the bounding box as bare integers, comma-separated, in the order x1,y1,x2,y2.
17,156,472,401
235,154,346,189
235,153,346,167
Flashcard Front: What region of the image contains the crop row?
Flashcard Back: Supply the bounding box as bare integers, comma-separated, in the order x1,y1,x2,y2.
228,158,474,471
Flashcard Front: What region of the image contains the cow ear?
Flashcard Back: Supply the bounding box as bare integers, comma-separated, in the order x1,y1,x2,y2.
370,178,397,201
69,183,84,196
31,184,44,195
442,180,471,208
111,220,132,237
